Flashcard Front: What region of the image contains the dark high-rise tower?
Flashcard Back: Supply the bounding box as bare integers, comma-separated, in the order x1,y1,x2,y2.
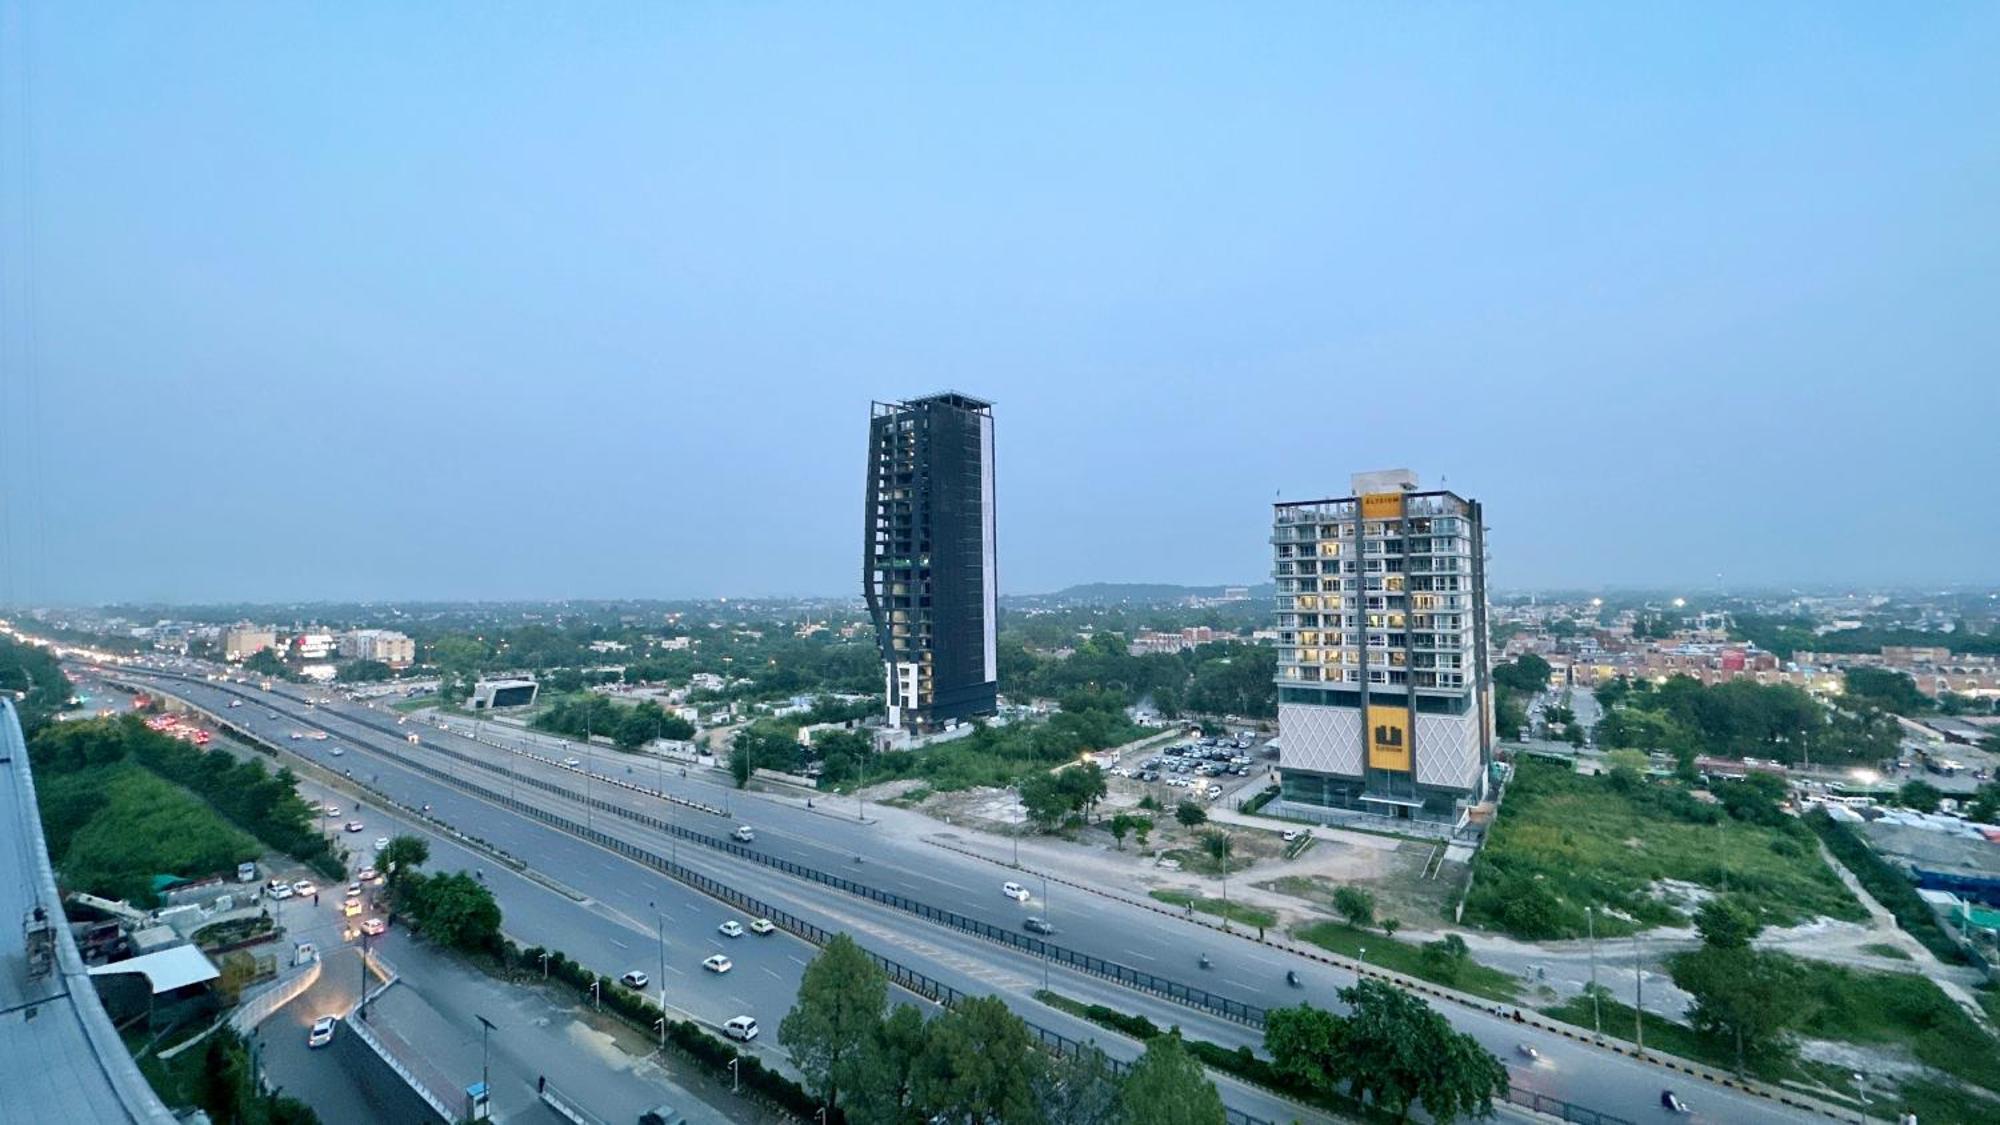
863,393,998,730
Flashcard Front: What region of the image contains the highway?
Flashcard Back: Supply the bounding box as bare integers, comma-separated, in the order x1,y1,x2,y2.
102,667,1332,1125
111,664,1835,1125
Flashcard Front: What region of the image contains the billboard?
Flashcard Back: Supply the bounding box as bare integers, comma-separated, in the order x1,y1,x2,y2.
1361,491,1404,520
1367,706,1410,773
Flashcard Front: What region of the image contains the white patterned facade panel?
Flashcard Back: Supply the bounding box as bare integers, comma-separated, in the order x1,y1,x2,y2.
1278,703,1362,777
1415,711,1481,790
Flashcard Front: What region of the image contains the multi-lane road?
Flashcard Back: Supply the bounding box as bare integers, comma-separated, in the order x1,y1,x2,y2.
104,663,1834,1125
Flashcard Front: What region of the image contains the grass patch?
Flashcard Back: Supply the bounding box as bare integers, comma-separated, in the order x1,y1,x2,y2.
1465,757,1862,939
1241,785,1279,814
1148,889,1276,929
1861,941,1913,961
1541,993,1748,1077
1896,1077,2000,1125
1292,922,1519,1003
390,695,439,712
1783,959,2000,1094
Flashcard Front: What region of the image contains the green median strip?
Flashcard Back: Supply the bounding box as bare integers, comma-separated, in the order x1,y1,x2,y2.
1147,889,1277,930
1290,922,1520,1003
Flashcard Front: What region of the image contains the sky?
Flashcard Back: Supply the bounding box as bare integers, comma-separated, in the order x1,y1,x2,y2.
2,3,1996,605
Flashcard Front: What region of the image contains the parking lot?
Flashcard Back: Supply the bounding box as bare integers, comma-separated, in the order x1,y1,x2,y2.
1096,729,1274,808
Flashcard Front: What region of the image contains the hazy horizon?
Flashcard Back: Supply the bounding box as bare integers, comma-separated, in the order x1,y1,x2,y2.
4,5,1997,604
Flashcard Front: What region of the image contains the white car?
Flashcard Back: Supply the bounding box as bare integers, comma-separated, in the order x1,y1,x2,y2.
290,732,303,740
702,954,733,974
563,757,582,768
620,970,650,989
732,825,756,842
749,918,775,935
292,880,316,897
724,1015,759,1041
374,837,390,850
1002,882,1031,902
269,883,295,900
344,821,364,833
357,867,378,882
360,918,387,936
308,1015,337,1048
324,806,340,818
717,920,744,938
1281,829,1303,844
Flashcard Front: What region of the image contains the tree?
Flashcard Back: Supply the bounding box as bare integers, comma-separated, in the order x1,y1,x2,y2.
1381,917,1401,939
1671,945,1808,1074
402,871,501,951
729,744,754,789
1420,934,1471,985
378,835,430,889
1174,800,1207,829
1265,1002,1347,1093
1329,980,1508,1123
1967,781,2000,824
1130,815,1154,849
1843,668,1929,715
1493,654,1553,695
1897,779,1943,814
1118,1030,1225,1125
1033,1043,1124,1125
243,648,289,679
910,994,1043,1124
337,658,395,683
1694,896,1762,951
848,1002,928,1125
779,933,888,1112
1333,886,1375,929
1057,763,1109,822
1019,772,1071,830
1109,812,1137,850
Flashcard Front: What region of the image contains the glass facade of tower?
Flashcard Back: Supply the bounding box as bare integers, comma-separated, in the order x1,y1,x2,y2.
1272,472,1492,824
863,393,998,729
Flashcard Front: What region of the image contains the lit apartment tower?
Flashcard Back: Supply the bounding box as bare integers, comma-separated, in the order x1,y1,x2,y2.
1273,470,1492,824
863,393,998,730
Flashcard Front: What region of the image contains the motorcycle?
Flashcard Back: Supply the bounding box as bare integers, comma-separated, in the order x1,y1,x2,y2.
1285,970,1300,988
1660,1090,1691,1115
1198,954,1212,970
1516,1044,1540,1062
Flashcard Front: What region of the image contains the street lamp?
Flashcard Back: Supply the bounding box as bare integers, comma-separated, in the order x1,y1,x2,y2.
359,930,373,1021
728,1057,740,1094
1587,906,1602,1040
476,1014,495,1093
539,951,550,979
1041,875,1051,991
649,901,668,1050
591,978,601,1012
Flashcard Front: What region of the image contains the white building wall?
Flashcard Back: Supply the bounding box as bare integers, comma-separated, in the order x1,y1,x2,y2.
1277,703,1363,777
1414,711,1482,790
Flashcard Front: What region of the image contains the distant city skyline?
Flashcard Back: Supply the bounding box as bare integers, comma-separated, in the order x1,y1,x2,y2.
3,5,1997,604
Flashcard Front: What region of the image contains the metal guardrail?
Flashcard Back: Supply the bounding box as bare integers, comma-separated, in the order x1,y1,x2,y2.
539,1078,609,1125
1505,1085,1634,1125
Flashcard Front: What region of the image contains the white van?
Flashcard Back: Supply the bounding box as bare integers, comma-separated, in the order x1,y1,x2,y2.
732,825,755,843
724,1015,759,1041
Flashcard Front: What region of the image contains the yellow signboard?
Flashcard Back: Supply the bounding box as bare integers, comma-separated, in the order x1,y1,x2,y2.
1361,491,1404,520
1367,706,1410,773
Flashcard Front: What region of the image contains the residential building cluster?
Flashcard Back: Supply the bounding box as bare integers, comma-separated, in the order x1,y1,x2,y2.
1127,626,1219,655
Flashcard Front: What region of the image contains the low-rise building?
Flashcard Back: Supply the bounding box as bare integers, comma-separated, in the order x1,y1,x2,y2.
339,629,415,667
222,626,276,662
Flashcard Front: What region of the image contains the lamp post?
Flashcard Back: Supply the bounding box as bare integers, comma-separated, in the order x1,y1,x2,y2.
1041,874,1051,991
476,1014,495,1093
1633,930,1645,1058
1587,906,1601,1039
359,930,372,1021
539,951,550,980
591,978,601,1012
650,901,668,1050
729,1057,740,1094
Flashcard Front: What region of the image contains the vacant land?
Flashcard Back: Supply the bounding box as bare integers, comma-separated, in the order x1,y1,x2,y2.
1465,758,1863,938
39,763,258,904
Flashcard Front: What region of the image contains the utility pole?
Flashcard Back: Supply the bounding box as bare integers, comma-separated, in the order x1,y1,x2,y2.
1587,906,1601,1040
1633,930,1645,1057
1042,874,1051,991
654,906,668,1050
359,931,372,1021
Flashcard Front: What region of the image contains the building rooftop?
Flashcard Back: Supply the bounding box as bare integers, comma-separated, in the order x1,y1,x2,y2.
89,943,220,995
0,698,179,1123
